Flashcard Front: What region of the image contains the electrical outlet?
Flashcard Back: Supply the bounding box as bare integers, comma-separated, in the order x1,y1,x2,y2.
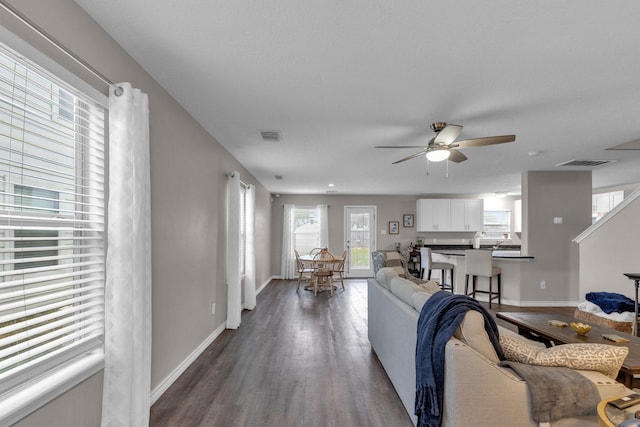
211,303,216,315
540,280,546,289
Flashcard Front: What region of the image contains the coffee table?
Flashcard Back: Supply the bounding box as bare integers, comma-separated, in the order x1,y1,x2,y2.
496,311,640,387
598,395,640,427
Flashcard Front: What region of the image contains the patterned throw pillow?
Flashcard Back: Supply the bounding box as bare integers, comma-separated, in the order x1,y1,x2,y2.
500,334,629,378
500,334,544,364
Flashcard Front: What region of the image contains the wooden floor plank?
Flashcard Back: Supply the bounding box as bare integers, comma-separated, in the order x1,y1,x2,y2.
150,278,574,426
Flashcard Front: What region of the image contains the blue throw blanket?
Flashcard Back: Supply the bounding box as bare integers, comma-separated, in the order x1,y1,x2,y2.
415,291,505,427
586,291,636,314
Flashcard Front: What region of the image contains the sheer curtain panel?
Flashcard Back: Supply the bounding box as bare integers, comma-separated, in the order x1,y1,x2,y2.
244,184,256,310
280,204,295,279
102,83,152,427
226,172,241,328
318,204,329,249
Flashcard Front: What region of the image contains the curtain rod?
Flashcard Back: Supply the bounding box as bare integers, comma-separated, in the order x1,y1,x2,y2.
0,0,123,96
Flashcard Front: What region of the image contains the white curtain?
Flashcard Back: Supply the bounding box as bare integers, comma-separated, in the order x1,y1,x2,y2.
244,185,256,310
318,204,329,249
226,172,242,329
102,83,152,427
281,204,296,279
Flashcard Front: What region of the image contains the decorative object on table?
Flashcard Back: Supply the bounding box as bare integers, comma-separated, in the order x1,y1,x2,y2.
570,321,591,336
548,320,568,327
403,214,414,227
389,221,399,234
602,333,630,343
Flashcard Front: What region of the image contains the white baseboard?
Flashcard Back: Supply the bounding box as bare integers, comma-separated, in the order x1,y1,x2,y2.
150,322,226,404
256,275,277,295
151,276,278,404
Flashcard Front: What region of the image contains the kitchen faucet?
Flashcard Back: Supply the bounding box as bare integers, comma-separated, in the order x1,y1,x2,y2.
493,240,504,250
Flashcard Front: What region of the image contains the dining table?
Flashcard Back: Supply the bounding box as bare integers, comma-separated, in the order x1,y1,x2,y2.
299,252,344,294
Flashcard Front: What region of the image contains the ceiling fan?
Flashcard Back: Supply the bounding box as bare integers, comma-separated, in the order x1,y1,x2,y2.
375,122,516,164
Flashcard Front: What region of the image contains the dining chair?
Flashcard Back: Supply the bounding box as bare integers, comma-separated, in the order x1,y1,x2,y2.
309,247,323,256
312,250,336,296
464,249,501,308
420,247,454,292
331,249,347,291
294,250,314,292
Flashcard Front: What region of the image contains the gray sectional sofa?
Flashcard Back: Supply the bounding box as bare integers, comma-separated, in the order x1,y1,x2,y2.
367,264,631,426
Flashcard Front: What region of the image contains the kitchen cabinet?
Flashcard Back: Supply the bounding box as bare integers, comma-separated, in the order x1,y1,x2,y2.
450,199,484,231
416,199,450,231
416,198,484,232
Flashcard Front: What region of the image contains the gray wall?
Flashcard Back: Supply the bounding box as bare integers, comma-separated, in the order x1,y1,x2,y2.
521,171,592,304
1,1,272,425
578,191,640,299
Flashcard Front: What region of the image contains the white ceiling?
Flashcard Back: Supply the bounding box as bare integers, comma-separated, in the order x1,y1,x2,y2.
74,0,640,196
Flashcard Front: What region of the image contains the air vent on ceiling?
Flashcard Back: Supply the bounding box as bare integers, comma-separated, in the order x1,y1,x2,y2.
274,175,283,180
259,130,281,142
555,159,616,167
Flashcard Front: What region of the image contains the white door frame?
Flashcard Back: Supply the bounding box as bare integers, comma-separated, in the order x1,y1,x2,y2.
343,206,377,278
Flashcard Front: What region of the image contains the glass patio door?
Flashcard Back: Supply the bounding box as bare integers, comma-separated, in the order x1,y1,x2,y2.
344,206,376,278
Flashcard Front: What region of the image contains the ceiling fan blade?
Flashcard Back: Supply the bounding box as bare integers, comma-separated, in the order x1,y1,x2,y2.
434,124,462,145
391,150,427,164
447,149,467,163
455,135,516,148
375,145,428,149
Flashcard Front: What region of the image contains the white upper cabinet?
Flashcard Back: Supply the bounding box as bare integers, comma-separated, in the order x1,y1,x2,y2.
417,198,484,232
450,199,484,231
416,199,450,231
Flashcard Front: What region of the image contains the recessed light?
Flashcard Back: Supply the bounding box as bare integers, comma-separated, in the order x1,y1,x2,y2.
328,183,335,187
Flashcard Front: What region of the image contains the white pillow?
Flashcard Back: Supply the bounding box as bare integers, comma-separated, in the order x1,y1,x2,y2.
390,277,422,307
375,267,400,290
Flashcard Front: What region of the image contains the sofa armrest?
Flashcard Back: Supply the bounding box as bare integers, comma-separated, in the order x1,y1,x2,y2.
443,339,630,427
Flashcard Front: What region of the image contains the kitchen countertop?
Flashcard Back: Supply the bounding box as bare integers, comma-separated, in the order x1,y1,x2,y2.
432,249,534,259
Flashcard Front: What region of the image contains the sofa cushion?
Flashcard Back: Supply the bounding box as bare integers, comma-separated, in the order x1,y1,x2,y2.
412,291,432,312
384,251,404,268
390,277,422,307
417,280,441,293
375,267,401,290
500,334,629,378
453,310,501,363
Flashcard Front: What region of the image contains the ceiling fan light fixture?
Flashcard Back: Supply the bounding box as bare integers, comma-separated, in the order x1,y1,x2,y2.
426,148,450,162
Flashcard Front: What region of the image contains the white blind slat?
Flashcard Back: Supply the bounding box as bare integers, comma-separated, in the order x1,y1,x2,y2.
0,42,106,396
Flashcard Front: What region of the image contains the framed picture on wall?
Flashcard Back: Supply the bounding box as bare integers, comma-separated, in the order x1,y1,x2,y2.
403,214,414,228
389,221,399,234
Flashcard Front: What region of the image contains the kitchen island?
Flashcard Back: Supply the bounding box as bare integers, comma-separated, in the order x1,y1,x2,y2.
426,247,534,305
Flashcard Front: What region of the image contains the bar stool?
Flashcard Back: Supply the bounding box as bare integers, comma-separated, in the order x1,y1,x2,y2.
420,247,454,292
464,249,501,307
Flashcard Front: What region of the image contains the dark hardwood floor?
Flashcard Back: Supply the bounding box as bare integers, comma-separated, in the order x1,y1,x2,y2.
150,279,574,427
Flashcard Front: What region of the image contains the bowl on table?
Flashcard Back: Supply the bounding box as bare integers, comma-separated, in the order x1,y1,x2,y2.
570,322,591,336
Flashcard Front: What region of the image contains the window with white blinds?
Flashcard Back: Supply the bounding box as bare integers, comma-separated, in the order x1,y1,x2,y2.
0,44,105,394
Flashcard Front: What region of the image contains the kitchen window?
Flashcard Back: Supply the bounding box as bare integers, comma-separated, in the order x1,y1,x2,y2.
483,210,511,240
0,41,106,414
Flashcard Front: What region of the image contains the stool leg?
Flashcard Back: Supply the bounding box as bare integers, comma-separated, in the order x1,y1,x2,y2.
472,276,477,300
451,266,454,293
465,274,469,295
488,277,493,308
497,273,502,304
